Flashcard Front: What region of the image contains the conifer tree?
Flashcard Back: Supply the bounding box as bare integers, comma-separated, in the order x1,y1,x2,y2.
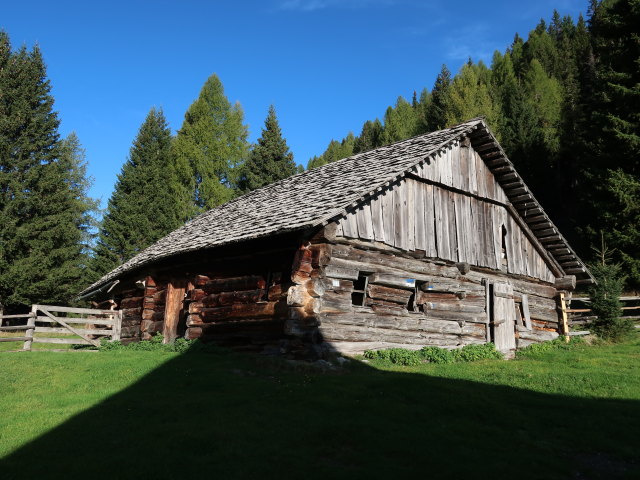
445,63,501,135
0,33,97,309
91,108,177,277
236,105,296,192
172,74,248,217
425,65,452,131
382,96,419,144
353,119,384,154
307,134,355,169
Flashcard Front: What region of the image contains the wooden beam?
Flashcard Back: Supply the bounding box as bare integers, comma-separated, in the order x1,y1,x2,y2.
162,278,187,344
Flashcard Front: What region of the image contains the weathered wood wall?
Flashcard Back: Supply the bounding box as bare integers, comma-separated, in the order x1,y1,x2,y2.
113,248,297,350
335,142,556,283
285,237,560,355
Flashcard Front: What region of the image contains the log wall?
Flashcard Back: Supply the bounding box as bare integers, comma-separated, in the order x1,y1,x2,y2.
335,142,556,283
288,237,561,355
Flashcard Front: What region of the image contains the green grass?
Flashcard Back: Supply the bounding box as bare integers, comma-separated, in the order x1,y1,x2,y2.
1,336,639,479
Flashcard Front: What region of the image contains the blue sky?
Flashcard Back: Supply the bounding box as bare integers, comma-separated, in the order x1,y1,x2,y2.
3,0,587,209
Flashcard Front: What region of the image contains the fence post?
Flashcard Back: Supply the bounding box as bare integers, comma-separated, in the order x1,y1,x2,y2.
23,306,37,351
559,292,570,343
111,310,122,342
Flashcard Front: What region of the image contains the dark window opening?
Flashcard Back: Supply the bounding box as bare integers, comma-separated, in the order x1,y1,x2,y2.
351,274,370,306
501,224,508,270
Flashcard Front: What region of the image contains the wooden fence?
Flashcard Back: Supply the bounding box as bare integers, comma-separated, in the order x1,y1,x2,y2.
0,305,122,350
566,296,640,327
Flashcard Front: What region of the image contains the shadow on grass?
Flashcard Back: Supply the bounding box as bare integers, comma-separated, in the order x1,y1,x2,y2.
1,349,639,480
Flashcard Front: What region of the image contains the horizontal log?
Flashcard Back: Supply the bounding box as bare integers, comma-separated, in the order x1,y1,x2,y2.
370,304,408,316
321,313,485,336
186,303,277,325
368,273,416,290
517,329,559,342
120,297,144,309
367,284,413,304
0,337,29,342
121,307,142,319
328,244,557,297
201,276,266,294
318,323,462,345
0,325,32,331
323,265,359,281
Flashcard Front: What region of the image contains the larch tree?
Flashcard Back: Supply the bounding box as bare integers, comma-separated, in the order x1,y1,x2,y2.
445,63,501,135
91,108,177,277
236,105,296,193
172,74,249,218
0,33,97,310
382,96,419,144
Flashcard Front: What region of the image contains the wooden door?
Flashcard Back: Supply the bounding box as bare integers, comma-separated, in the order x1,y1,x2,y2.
491,282,516,351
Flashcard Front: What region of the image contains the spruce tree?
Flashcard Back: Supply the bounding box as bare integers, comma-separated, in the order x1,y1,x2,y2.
92,108,177,277
0,33,97,309
172,74,248,217
426,65,452,131
353,119,384,154
307,134,355,169
236,105,296,193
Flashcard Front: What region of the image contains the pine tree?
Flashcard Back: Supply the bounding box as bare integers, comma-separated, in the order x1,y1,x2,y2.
236,105,296,192
91,108,177,277
172,74,248,218
0,33,97,309
425,65,452,131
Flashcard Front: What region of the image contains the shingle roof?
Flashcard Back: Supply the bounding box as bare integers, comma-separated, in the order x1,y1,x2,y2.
81,118,593,296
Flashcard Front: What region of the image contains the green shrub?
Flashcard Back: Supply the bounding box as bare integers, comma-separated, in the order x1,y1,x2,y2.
452,343,504,362
420,346,456,364
99,334,202,353
516,336,586,358
364,343,503,366
363,348,423,366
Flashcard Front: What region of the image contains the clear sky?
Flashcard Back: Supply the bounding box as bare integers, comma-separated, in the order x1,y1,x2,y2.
2,0,588,209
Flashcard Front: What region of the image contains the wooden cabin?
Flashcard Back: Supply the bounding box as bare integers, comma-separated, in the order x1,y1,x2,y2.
80,118,594,356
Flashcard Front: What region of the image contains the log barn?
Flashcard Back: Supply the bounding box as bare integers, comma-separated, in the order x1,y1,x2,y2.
80,118,594,356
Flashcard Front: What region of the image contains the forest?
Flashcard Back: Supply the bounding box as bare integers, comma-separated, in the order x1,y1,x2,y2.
0,0,638,313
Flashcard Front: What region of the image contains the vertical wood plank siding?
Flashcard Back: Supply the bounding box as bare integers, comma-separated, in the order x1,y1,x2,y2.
336,143,555,283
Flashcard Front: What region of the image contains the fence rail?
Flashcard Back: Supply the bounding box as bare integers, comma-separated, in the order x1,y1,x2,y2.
567,296,640,327
0,305,122,350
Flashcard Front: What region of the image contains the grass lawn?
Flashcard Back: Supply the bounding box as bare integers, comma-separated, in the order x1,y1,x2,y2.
0,336,638,479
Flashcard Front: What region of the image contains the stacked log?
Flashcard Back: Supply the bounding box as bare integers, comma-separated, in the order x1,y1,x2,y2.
118,285,147,341
184,272,288,348
140,277,166,340
308,233,562,354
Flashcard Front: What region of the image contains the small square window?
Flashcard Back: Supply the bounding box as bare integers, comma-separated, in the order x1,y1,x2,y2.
351,274,370,306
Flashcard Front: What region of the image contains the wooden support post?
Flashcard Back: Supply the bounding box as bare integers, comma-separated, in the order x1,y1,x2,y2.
483,278,491,342
112,309,123,341
559,292,570,343
23,306,37,351
163,279,187,344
